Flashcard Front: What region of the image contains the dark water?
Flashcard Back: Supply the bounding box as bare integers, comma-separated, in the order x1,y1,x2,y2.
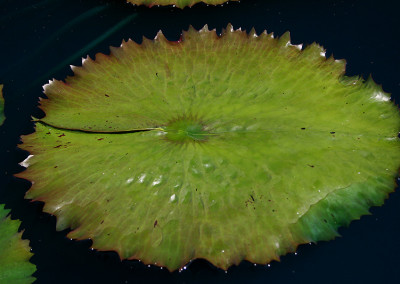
0,0,400,283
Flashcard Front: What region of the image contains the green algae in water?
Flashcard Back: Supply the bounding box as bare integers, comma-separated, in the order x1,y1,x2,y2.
17,25,400,271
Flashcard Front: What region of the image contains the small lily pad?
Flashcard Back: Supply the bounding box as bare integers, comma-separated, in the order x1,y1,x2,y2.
0,204,36,283
126,0,238,8
18,25,400,271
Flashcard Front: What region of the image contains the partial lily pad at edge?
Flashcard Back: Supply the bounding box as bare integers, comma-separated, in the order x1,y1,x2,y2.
126,0,238,8
17,25,400,271
0,204,36,283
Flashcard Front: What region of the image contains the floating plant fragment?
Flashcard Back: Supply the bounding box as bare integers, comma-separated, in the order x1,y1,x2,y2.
0,85,4,126
126,0,237,8
18,25,400,271
0,205,36,283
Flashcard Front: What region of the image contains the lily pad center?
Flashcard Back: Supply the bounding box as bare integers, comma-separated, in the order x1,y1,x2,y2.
163,117,210,143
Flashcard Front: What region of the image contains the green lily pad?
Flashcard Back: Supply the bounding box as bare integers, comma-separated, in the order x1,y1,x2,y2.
0,85,4,126
126,0,238,8
18,25,400,271
0,204,36,283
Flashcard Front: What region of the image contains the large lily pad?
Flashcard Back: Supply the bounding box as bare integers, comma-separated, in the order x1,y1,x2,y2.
0,204,36,283
18,26,400,271
126,0,238,8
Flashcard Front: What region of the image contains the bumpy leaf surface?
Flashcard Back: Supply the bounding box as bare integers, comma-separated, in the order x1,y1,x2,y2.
18,26,400,270
126,0,237,8
0,205,35,283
